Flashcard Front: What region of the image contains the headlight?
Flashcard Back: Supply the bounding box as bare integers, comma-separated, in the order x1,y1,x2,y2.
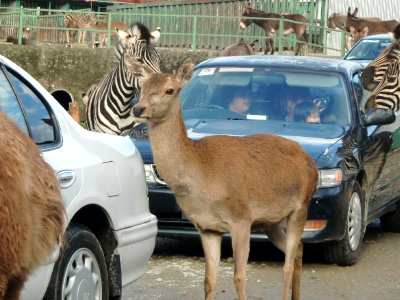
318,169,342,188
144,164,166,185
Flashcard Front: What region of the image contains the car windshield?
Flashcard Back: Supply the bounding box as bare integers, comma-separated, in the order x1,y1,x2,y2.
181,66,352,126
345,39,392,60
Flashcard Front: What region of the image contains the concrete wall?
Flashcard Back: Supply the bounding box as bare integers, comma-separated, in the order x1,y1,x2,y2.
0,44,220,120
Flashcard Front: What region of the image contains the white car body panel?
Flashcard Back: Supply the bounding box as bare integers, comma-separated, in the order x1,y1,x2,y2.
0,55,157,299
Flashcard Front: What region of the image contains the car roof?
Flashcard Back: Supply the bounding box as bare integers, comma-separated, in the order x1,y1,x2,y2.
357,33,391,40
196,55,364,76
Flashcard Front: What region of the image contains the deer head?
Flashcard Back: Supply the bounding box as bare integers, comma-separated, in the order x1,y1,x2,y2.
125,54,194,124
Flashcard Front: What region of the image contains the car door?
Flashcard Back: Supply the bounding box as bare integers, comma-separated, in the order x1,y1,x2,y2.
353,71,400,213
0,63,83,299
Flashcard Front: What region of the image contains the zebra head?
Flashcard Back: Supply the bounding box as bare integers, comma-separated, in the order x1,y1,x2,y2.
366,59,400,111
116,22,161,74
362,25,400,91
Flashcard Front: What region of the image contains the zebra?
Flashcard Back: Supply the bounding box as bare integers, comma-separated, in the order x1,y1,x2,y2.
84,22,161,135
361,24,400,92
63,13,98,43
366,59,400,111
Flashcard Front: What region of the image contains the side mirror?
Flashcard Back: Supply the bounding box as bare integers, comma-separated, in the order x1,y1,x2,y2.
361,108,396,126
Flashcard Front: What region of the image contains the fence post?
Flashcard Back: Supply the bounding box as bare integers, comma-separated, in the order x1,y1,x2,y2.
18,6,24,45
107,12,112,48
192,15,197,51
278,18,283,55
340,31,346,57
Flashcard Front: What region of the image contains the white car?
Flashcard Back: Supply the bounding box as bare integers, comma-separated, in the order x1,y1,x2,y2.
0,54,157,300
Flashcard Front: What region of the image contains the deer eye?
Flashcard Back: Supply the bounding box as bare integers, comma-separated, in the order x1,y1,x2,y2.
166,89,174,95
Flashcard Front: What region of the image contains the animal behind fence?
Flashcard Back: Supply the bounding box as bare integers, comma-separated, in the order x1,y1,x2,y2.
64,13,98,43
84,22,161,135
0,109,65,300
240,4,308,55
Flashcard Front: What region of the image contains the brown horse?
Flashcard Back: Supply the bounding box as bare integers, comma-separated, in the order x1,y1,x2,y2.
240,6,308,55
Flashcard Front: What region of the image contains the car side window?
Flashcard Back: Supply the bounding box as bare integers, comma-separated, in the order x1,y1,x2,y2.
352,71,364,110
0,67,29,135
5,67,57,146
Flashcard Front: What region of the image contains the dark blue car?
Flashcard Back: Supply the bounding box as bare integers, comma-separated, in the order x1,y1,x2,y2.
132,55,400,266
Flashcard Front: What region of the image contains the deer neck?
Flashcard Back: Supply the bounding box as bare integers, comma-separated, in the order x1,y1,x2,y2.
147,100,196,187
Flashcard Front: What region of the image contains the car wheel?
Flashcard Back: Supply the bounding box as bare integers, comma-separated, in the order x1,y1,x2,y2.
323,181,364,266
380,202,400,232
43,224,109,300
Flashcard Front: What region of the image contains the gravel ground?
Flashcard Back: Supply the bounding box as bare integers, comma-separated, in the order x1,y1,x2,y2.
123,221,400,300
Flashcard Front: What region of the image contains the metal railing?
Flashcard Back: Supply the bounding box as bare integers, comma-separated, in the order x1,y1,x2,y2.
0,7,348,56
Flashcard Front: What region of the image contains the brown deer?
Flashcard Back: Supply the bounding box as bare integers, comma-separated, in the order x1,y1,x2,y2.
347,7,399,44
220,38,259,56
127,55,318,300
0,110,65,299
82,21,129,47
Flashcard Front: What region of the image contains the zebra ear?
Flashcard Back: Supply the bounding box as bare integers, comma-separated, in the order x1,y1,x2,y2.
176,58,194,87
124,53,152,82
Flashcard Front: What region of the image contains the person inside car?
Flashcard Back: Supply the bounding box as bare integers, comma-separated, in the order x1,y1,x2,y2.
228,88,252,115
294,101,321,123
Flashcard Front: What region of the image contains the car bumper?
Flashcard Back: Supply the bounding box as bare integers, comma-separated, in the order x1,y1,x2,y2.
149,181,351,243
114,214,158,287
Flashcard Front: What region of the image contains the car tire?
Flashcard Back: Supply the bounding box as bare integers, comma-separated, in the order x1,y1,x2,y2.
43,224,109,300
380,202,400,232
323,181,364,266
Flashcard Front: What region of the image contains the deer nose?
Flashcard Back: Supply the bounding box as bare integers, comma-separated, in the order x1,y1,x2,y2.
133,107,146,117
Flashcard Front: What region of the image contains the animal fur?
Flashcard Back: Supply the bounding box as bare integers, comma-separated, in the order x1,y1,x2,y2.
0,110,65,299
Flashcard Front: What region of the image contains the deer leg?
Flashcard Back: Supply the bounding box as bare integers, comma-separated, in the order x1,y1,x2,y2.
283,208,307,300
294,31,305,56
199,230,222,300
231,223,251,300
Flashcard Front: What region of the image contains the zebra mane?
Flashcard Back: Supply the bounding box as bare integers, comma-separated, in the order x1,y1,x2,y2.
126,22,152,44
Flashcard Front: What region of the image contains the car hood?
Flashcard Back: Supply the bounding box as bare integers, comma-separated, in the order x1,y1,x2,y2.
133,119,347,168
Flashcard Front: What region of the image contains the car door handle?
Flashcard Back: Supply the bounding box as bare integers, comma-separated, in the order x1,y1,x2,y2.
57,171,75,188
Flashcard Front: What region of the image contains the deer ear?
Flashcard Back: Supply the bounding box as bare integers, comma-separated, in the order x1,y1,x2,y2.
363,26,369,34
176,58,194,86
350,26,356,35
124,53,152,82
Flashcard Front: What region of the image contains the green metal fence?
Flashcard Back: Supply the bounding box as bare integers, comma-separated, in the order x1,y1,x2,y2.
0,4,348,57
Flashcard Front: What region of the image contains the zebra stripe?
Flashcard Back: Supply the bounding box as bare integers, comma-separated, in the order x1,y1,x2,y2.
85,22,161,135
363,42,400,90
368,60,400,111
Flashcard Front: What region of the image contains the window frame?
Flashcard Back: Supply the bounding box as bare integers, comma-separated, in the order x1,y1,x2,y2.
0,63,62,151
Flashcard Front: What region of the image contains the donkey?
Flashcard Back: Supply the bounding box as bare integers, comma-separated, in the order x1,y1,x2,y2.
240,6,308,55
327,12,380,50
127,55,318,300
347,7,399,44
220,38,258,56
0,110,65,299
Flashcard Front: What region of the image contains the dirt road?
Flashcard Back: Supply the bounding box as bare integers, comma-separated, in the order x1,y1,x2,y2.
123,221,400,300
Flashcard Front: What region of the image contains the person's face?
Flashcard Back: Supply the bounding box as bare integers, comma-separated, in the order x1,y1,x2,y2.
230,96,251,115
306,111,320,123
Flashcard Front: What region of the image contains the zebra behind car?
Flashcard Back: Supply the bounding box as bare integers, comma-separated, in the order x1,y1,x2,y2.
84,22,161,135
362,24,400,111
